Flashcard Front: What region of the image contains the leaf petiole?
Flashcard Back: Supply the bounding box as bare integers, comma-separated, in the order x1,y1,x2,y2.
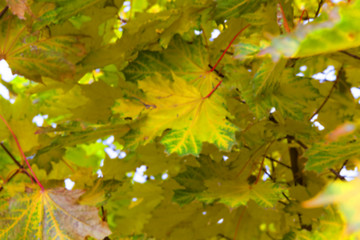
204,24,250,99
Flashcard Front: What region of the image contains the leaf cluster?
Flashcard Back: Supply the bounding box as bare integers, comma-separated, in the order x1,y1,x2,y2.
1,0,360,239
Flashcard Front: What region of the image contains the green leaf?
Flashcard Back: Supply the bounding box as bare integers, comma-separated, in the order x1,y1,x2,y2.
64,142,106,168
305,137,360,173
0,16,85,82
116,73,237,155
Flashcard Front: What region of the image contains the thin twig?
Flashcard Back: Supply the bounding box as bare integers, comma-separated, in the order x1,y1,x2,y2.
209,24,251,73
298,9,308,23
329,168,345,181
1,141,35,183
282,192,291,202
220,49,234,55
332,159,348,181
208,64,225,78
6,169,20,183
0,114,44,191
340,50,360,60
314,0,324,18
262,167,275,182
309,66,343,121
295,139,308,150
264,155,291,169
0,142,22,168
0,6,8,20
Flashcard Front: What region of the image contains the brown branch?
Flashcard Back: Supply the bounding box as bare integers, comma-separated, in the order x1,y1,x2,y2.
331,159,348,181
329,168,346,181
340,50,360,60
287,135,304,185
101,206,107,222
6,169,20,183
208,64,224,78
264,155,291,169
0,142,22,168
314,0,324,18
0,6,8,20
0,114,44,191
220,49,234,55
0,142,36,183
295,139,308,150
262,167,275,182
298,213,312,231
282,192,291,202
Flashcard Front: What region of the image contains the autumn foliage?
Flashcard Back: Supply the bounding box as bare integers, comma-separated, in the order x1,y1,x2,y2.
1,0,360,239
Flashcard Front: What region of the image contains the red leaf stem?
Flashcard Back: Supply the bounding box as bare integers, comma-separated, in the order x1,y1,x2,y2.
204,24,250,99
208,24,250,73
233,207,246,240
278,2,291,33
298,9,308,23
0,113,44,191
255,141,274,185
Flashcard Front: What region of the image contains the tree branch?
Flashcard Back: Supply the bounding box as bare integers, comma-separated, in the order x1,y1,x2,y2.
314,0,324,18
264,155,291,169
287,135,304,185
340,50,360,61
0,142,22,168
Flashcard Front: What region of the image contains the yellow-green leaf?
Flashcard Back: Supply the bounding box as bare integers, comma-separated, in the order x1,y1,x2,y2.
0,187,111,240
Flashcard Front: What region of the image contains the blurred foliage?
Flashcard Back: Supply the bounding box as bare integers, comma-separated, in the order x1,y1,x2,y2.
1,0,360,239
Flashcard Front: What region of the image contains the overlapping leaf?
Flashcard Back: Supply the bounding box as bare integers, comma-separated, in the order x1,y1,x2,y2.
115,73,236,155
214,0,265,20
172,154,282,208
264,0,360,58
305,136,360,173
0,14,85,82
0,187,111,240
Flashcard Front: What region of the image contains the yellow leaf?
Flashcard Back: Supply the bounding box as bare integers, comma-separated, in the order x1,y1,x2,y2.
119,73,237,155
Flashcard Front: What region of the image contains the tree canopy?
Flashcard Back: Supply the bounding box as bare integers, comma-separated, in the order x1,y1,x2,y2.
1,0,360,239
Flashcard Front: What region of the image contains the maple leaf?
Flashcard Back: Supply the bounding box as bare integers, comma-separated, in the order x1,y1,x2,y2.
0,15,85,82
1,0,360,239
0,187,111,240
305,136,360,173
115,73,237,155
123,35,221,95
